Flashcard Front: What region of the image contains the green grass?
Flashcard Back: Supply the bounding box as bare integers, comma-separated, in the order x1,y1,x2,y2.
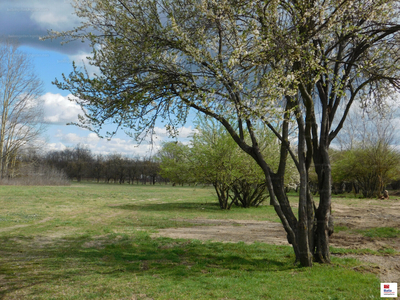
0,183,381,299
330,223,400,240
357,227,400,238
334,225,350,233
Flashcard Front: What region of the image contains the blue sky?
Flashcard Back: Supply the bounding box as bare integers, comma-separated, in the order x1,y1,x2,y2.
3,0,400,157
0,0,195,157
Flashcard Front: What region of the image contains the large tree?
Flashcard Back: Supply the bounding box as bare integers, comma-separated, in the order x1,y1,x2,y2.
48,0,400,266
0,41,45,178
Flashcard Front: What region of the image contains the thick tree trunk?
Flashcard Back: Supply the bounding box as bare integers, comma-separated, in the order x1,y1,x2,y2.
267,171,314,266
296,111,314,267
313,147,332,263
297,173,313,266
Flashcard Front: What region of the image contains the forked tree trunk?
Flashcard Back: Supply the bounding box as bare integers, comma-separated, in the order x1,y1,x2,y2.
267,171,314,266
262,145,332,266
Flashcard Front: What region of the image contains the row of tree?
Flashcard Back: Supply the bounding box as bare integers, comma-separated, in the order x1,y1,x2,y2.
16,146,162,185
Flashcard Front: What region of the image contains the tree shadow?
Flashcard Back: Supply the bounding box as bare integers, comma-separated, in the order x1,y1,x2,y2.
109,202,222,213
0,233,294,298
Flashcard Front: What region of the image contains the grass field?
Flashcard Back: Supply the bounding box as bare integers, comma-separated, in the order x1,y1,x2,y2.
0,183,381,299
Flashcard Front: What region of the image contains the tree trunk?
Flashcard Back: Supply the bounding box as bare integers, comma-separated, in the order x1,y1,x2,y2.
297,169,313,266
296,109,314,267
313,146,332,263
269,172,304,264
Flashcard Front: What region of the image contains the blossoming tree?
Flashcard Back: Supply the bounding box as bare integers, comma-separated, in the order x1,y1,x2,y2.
48,0,400,266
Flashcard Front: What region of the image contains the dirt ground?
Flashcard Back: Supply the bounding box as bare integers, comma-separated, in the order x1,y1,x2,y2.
153,199,400,283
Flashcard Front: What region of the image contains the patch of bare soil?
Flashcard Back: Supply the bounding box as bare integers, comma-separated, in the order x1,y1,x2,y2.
153,219,288,245
153,199,400,283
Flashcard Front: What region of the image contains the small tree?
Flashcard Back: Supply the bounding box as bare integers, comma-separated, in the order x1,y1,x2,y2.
332,141,400,198
90,154,105,183
158,141,193,186
333,106,400,197
70,144,93,182
158,116,286,209
142,157,160,185
190,119,243,209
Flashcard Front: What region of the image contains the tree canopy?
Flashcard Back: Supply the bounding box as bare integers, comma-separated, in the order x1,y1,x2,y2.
49,0,400,266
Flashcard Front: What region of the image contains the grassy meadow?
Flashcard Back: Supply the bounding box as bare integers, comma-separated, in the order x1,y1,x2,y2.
0,183,381,299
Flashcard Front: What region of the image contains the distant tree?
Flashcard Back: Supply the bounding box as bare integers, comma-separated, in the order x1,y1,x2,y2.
158,142,193,186
142,158,160,185
125,157,138,184
45,149,72,176
44,145,93,181
332,140,400,198
0,41,45,178
332,107,400,197
70,144,93,181
106,154,126,184
90,154,105,183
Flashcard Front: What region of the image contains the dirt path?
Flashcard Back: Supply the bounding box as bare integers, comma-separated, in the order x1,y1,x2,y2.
153,200,400,284
0,217,54,233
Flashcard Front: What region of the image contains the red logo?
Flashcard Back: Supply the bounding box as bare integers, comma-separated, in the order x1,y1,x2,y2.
384,284,390,289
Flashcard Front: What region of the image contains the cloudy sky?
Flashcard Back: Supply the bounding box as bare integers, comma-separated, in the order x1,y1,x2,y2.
0,0,195,157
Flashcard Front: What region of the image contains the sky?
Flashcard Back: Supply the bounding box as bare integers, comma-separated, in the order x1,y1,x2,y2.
2,0,400,158
0,0,195,157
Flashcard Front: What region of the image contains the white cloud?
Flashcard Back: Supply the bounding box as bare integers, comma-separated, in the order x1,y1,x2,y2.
29,0,80,31
152,126,196,140
177,126,197,138
45,125,196,157
68,51,100,76
48,132,158,156
0,0,90,55
41,92,83,124
45,142,67,152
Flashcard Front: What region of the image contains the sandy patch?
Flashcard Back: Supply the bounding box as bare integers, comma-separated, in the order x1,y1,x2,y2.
152,200,400,283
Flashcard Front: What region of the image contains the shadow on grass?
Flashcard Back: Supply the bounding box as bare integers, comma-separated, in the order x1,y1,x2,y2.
109,202,222,212
0,232,294,298
109,202,279,216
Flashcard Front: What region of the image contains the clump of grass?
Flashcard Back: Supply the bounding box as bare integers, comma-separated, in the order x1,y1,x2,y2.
331,246,398,256
334,225,350,233
356,227,400,238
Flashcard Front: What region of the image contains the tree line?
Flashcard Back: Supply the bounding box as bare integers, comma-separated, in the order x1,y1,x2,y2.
10,110,400,201
13,146,163,185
